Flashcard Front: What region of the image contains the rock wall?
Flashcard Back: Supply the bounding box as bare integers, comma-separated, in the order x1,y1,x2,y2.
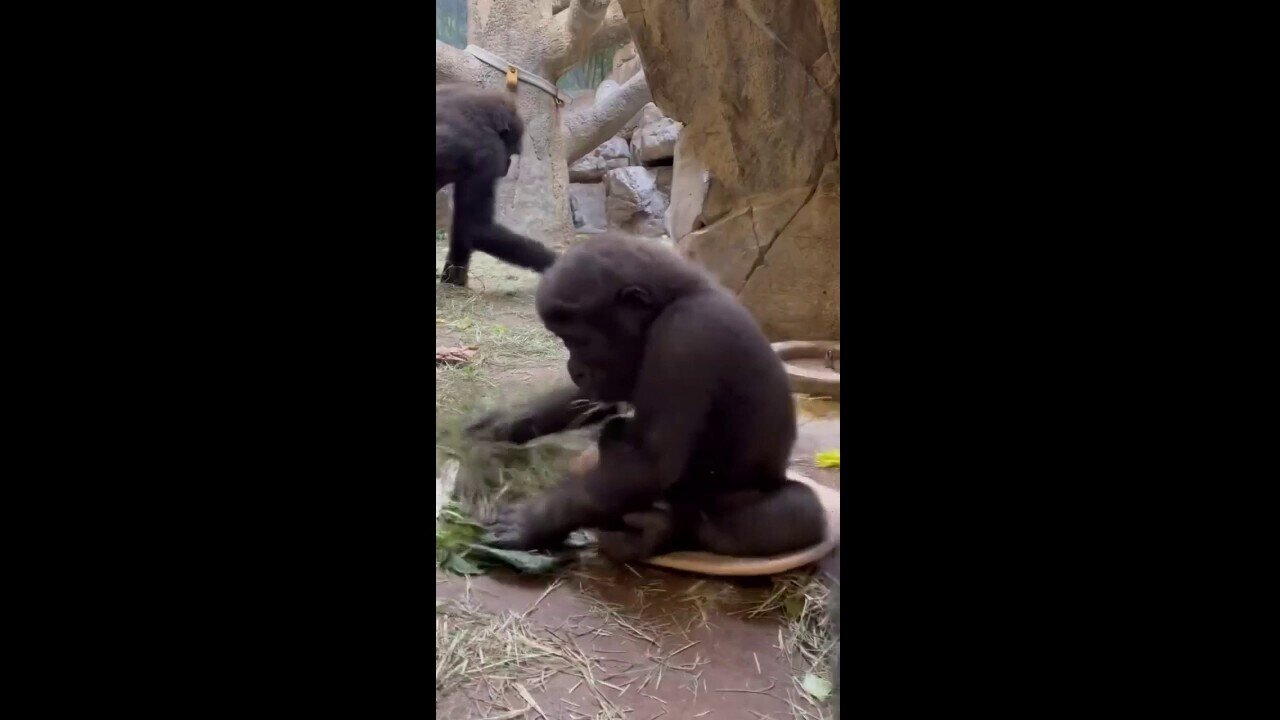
619,0,840,341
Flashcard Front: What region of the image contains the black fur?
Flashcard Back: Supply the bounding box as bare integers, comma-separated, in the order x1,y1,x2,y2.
435,84,557,286
470,233,825,558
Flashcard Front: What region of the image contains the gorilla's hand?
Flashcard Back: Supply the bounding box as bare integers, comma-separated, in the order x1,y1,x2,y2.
467,387,617,446
486,500,565,550
465,410,537,445
596,507,674,563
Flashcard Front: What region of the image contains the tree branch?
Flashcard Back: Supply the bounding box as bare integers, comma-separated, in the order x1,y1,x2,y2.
547,0,612,74
436,40,484,85
563,71,651,164
589,3,632,55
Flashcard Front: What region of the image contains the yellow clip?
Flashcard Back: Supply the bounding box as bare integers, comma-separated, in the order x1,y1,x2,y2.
506,65,518,90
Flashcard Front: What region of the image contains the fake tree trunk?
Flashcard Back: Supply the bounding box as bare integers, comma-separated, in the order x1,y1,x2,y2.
436,0,649,246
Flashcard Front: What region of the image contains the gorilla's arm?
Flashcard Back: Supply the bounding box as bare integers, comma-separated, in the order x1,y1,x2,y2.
622,305,716,492
467,385,622,445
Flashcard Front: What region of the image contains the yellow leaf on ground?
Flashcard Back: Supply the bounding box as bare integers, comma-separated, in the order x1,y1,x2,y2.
815,450,840,468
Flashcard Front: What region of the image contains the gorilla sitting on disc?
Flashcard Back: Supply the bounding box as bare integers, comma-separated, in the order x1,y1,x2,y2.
467,233,825,561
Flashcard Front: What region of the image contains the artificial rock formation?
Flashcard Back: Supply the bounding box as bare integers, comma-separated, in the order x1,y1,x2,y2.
620,0,840,341
568,100,679,238
569,182,608,233
569,136,632,182
630,115,681,165
605,166,668,237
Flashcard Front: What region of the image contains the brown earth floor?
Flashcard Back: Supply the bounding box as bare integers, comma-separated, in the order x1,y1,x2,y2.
437,241,840,719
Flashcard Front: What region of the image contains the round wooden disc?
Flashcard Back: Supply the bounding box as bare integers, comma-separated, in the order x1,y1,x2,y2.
771,340,841,400
642,471,840,576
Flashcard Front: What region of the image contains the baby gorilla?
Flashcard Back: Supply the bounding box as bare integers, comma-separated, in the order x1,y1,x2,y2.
469,233,825,561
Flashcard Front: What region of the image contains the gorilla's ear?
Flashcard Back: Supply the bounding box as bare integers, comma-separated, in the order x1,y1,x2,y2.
616,285,653,308
490,106,513,138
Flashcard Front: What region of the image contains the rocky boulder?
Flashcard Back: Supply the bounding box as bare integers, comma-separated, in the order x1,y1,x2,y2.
605,166,669,238
569,182,608,234
618,101,665,143
569,136,633,182
654,166,673,197
630,116,681,165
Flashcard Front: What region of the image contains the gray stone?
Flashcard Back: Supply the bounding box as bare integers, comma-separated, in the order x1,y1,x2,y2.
569,136,633,182
605,166,669,238
654,166,673,197
636,102,665,126
629,117,682,165
569,183,607,234
618,101,664,143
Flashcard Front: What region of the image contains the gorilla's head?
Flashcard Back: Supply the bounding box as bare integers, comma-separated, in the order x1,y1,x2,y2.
436,83,524,174
496,109,524,171
535,234,713,402
483,92,524,169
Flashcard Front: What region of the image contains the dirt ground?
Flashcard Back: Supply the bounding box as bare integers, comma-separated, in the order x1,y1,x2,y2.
436,237,841,719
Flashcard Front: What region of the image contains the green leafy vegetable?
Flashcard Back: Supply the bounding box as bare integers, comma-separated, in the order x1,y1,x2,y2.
802,672,833,700
436,500,565,576
444,553,484,575
467,544,563,574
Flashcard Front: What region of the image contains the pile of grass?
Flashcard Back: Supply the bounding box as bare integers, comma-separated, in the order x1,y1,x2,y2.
436,597,567,717
436,594,676,719
741,571,840,719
